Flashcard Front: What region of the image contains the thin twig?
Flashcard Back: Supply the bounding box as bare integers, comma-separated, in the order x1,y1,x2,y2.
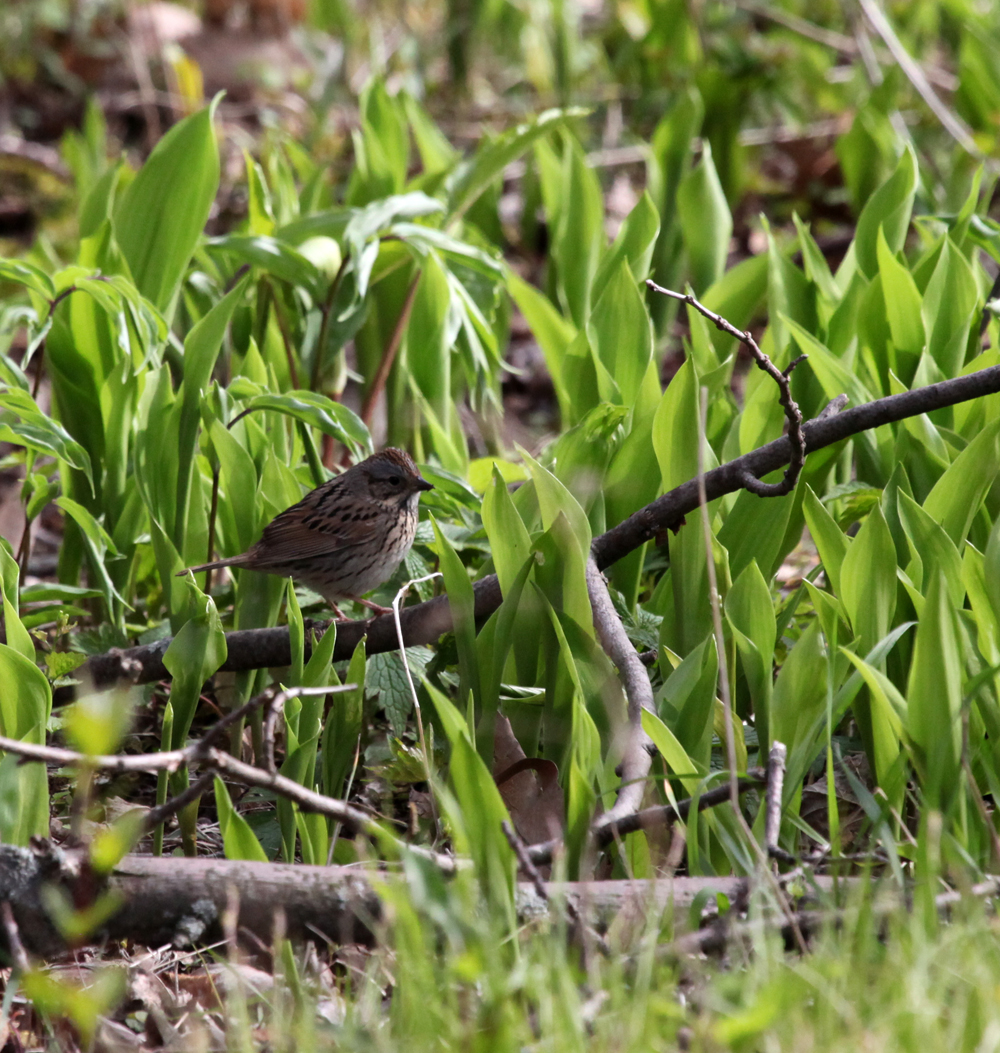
648,281,807,496
143,770,217,834
502,820,610,956
523,776,764,867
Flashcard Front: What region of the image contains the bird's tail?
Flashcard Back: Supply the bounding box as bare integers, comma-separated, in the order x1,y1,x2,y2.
177,554,250,577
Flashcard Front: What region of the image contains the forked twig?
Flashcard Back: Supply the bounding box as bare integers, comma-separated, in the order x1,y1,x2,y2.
647,279,808,497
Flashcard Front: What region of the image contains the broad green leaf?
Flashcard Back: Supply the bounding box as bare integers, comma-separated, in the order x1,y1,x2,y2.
215,777,269,862
922,236,978,376
0,259,56,299
174,278,248,544
771,620,827,756
0,540,34,662
840,504,897,655
854,145,918,280
803,485,850,597
592,190,660,302
422,679,515,907
481,466,533,597
233,391,372,458
652,357,701,492
725,560,775,747
641,708,701,796
588,260,653,408
523,451,592,555
840,650,906,793
506,272,576,417
906,572,962,808
322,639,365,799
433,518,480,721
0,388,94,492
115,99,221,312
677,142,732,293
718,483,798,583
896,491,965,608
447,107,585,219
876,228,924,357
162,582,227,748
0,644,50,742
0,642,50,841
206,236,324,299
923,417,1000,546
553,141,604,329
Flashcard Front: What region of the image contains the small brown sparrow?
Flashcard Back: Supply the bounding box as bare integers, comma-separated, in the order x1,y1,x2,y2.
182,448,433,618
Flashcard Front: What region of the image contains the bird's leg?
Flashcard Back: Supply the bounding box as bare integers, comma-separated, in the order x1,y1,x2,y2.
348,595,395,617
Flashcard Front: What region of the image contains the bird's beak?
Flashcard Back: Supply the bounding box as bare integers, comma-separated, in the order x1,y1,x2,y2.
415,476,435,492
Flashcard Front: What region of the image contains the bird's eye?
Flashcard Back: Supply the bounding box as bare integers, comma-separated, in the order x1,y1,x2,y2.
389,475,402,486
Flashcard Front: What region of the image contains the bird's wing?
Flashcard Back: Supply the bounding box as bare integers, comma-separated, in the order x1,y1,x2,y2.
254,506,382,562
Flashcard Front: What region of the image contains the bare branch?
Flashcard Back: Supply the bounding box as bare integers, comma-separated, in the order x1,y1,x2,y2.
586,558,656,829
764,741,787,854
648,279,807,497
525,776,764,867
75,361,1000,689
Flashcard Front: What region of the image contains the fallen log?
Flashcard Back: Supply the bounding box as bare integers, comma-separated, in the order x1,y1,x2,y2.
0,843,844,956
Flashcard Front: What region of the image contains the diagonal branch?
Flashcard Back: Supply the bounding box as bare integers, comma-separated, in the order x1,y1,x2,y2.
75,361,1000,690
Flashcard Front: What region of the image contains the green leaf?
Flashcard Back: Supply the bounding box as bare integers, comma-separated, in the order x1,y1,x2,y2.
725,560,775,747
322,639,365,800
553,140,604,329
433,518,480,722
592,190,660,302
162,582,227,748
0,259,56,299
896,491,965,608
505,272,576,418
652,356,701,492
840,504,897,655
677,142,732,293
422,678,515,909
174,278,248,544
587,261,653,408
853,145,918,280
368,647,433,735
0,540,34,663
876,228,924,357
0,388,94,492
215,777,269,861
840,650,906,790
0,644,50,742
234,391,372,459
770,620,827,757
114,99,221,313
923,418,1000,546
906,572,962,808
802,485,850,597
641,709,701,795
447,107,586,220
481,466,533,597
922,236,979,377
206,236,325,299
